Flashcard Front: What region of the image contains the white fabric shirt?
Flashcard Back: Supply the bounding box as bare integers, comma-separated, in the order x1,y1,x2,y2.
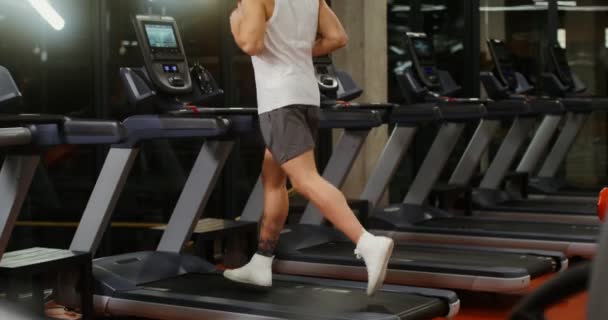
252,0,321,114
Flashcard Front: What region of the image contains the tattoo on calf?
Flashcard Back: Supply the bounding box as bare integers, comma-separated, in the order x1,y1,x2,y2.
257,239,279,257
257,213,283,257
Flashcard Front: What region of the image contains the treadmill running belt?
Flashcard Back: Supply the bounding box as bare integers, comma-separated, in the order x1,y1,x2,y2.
120,273,448,320
500,199,595,214
418,218,599,238
296,242,554,277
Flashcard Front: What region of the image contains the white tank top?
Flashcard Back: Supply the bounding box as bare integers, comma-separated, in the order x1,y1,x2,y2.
252,0,321,114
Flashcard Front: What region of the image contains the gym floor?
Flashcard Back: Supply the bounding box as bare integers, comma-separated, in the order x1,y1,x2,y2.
452,293,587,320
434,272,588,320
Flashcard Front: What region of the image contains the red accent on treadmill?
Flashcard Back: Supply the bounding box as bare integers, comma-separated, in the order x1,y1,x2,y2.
597,188,608,222
186,105,200,113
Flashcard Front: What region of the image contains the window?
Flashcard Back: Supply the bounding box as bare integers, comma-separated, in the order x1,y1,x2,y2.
558,28,567,48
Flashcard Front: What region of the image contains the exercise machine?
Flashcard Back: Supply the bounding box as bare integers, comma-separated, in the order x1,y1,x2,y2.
365,33,598,258
0,65,126,318
71,15,461,320
529,43,608,200
472,39,603,224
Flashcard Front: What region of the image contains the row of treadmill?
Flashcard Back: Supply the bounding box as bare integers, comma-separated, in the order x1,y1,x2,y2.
0,14,606,320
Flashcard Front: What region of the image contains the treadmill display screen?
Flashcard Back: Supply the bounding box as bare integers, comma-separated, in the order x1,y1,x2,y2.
145,23,178,48
412,38,434,61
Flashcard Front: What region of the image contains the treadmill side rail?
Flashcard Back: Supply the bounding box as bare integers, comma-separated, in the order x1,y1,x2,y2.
70,148,140,253
404,123,465,205
537,113,587,178
0,156,40,259
157,141,235,253
516,115,562,174
480,118,536,189
360,126,418,208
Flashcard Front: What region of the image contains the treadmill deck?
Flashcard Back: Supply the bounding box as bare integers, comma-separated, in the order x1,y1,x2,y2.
295,242,556,278
104,273,449,320
417,217,599,240
490,199,596,216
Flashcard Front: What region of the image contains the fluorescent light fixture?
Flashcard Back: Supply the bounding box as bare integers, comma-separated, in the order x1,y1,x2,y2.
605,28,608,49
558,28,567,48
27,0,65,31
557,1,577,6
480,4,548,12
559,6,608,11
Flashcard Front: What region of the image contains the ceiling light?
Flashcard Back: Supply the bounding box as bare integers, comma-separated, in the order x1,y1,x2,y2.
27,0,65,31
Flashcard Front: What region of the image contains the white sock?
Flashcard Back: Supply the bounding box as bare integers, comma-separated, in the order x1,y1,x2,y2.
223,253,274,287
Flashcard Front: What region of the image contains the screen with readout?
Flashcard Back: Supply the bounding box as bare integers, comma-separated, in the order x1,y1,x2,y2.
412,38,434,60
145,23,178,48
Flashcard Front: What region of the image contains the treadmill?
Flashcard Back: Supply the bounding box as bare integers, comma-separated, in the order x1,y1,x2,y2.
365,33,598,258
240,43,568,294
529,44,608,200
68,15,460,320
471,39,603,224
0,66,127,317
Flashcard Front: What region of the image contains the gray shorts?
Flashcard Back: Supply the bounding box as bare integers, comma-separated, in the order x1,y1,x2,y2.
259,105,320,165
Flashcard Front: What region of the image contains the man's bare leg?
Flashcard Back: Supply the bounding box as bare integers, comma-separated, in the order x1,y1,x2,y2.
258,149,289,256
282,150,394,296
281,150,363,243
224,149,288,287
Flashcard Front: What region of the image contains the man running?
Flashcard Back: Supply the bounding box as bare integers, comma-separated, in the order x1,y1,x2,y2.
224,0,394,296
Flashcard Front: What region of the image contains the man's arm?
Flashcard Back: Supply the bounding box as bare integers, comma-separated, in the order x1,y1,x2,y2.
230,0,268,56
312,0,348,57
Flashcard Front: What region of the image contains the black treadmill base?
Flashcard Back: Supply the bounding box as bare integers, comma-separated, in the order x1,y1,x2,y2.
108,273,449,320
369,204,599,243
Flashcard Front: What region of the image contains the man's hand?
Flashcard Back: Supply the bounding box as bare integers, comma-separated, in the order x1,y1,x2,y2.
230,0,267,56
313,0,348,57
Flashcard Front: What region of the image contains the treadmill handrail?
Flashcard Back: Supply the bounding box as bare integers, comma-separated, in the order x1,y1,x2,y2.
115,115,230,148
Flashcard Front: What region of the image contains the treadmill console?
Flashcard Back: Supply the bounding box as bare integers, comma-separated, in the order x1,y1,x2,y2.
405,33,441,90
133,15,192,94
487,39,518,90
547,44,580,92
314,55,340,98
313,56,364,103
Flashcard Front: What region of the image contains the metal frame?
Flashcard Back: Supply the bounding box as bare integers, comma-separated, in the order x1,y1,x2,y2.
69,148,140,253
516,115,562,174
449,120,501,185
158,141,234,253
404,123,465,205
360,126,418,208
70,141,234,255
480,118,536,190
0,155,40,259
537,113,587,178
